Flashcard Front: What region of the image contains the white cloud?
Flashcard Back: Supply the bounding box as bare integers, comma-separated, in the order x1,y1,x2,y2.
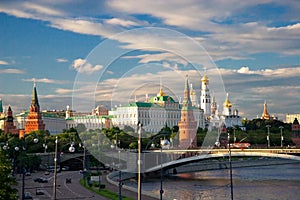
56,58,68,63
71,58,103,74
0,68,25,74
0,60,9,65
1,0,299,60
22,78,68,84
55,88,73,94
233,66,300,77
123,53,188,66
105,18,138,27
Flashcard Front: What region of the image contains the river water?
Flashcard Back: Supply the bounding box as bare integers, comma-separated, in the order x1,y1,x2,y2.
140,162,300,200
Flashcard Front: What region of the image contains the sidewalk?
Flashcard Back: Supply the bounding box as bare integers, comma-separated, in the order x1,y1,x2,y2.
101,172,158,200
81,171,158,200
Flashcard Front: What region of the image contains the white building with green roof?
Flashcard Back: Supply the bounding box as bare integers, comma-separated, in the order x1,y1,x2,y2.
109,88,205,133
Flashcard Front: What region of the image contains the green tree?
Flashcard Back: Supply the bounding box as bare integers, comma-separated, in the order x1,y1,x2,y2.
0,149,18,200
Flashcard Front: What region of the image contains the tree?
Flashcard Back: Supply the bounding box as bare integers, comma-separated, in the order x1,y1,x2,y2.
0,149,18,200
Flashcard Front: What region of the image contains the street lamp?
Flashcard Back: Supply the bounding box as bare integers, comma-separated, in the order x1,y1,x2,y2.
233,127,236,144
137,122,142,200
20,135,39,200
110,137,122,200
159,138,169,200
279,126,284,148
79,141,87,187
52,137,75,200
2,143,20,175
227,130,233,200
52,136,58,200
266,125,271,148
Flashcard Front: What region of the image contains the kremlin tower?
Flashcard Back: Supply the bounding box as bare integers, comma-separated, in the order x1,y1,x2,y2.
4,106,18,134
178,75,198,148
261,100,271,120
23,82,45,136
200,74,211,118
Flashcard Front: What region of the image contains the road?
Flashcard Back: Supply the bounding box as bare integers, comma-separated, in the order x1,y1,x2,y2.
16,171,157,200
17,171,98,199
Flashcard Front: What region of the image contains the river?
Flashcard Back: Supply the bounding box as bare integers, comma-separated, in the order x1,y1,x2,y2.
139,162,300,200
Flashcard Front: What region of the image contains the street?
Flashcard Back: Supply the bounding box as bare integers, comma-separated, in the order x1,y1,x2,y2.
16,171,99,200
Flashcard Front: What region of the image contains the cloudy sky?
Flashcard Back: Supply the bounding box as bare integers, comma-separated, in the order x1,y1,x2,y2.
0,0,299,120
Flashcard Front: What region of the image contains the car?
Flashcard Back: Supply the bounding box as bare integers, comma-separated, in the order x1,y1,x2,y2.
24,192,33,199
25,172,31,176
44,171,50,175
34,177,48,183
36,188,45,195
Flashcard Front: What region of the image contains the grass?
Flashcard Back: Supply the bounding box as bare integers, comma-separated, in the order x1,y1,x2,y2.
79,179,134,200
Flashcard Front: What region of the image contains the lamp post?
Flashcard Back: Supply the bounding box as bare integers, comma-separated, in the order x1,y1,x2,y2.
159,138,169,200
279,126,284,148
227,130,233,200
21,135,38,200
111,133,122,200
266,125,271,148
2,143,20,175
52,137,75,200
233,127,236,144
137,122,142,200
52,136,58,200
79,141,87,187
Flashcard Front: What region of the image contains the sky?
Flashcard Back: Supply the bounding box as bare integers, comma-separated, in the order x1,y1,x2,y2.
0,0,299,121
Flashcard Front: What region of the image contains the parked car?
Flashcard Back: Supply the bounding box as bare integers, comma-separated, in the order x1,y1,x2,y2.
36,188,45,195
44,171,50,175
24,192,33,199
34,177,48,183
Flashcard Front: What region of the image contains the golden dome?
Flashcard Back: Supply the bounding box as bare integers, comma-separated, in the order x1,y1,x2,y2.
224,93,232,108
157,88,166,96
201,75,209,85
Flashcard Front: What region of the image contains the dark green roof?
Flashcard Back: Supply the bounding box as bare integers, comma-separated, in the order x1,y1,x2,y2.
128,102,153,107
149,95,175,103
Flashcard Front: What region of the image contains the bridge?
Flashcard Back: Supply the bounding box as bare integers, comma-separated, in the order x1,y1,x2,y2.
144,148,300,173
34,148,300,173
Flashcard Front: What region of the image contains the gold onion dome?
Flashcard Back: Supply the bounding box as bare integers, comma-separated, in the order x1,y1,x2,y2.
201,75,209,84
224,93,232,108
157,88,166,97
157,88,166,96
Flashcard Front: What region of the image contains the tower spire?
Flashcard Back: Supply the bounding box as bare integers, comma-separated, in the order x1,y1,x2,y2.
182,75,192,108
0,98,3,113
31,80,39,108
261,100,270,120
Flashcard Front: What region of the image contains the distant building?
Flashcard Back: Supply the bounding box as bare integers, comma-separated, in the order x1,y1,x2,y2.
221,93,242,128
4,106,19,135
178,75,198,148
291,118,300,147
0,98,5,130
286,113,300,123
261,100,271,120
109,78,204,134
109,88,183,133
200,74,211,118
22,82,45,137
66,105,112,130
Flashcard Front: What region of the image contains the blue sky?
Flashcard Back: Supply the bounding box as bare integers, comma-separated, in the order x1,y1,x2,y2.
0,0,299,120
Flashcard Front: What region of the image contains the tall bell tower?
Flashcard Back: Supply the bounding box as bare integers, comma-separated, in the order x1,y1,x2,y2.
200,74,211,117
